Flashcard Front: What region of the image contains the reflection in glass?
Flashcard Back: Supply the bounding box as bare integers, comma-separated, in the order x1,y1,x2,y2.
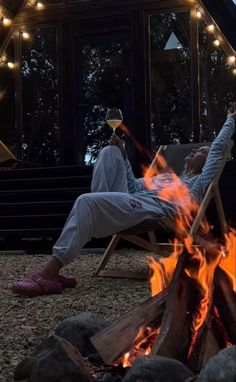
199,19,235,142
150,12,192,152
21,27,60,166
77,38,130,165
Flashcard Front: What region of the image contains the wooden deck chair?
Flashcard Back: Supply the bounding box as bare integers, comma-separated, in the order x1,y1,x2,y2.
0,139,41,168
0,139,17,168
95,140,234,278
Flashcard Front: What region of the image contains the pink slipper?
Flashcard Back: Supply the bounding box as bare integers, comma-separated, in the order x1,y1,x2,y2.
12,274,63,296
57,274,77,288
29,272,77,288
12,272,77,296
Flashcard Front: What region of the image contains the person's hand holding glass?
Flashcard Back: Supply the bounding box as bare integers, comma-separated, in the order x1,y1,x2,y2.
106,108,123,135
106,108,126,159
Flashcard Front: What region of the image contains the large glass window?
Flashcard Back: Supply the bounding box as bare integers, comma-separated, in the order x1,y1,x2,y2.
21,27,60,167
150,12,192,152
198,19,235,142
75,32,132,165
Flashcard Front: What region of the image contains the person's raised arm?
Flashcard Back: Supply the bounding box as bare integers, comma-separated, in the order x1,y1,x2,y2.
200,104,236,196
109,134,146,193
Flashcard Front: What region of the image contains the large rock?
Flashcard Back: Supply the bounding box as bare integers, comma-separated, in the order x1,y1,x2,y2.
122,355,195,382
14,335,93,382
14,336,58,381
29,335,93,382
196,346,236,382
54,312,107,356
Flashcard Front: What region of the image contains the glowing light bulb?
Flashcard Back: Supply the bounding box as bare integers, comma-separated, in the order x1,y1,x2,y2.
22,32,30,40
207,24,215,32
36,2,44,9
228,56,236,64
213,39,220,47
2,17,12,26
196,10,202,18
7,62,15,69
232,68,236,76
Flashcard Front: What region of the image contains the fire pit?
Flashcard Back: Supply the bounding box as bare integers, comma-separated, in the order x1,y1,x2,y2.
92,230,236,374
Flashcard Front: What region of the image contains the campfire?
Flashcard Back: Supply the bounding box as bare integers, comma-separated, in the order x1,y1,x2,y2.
91,230,236,374
14,237,235,382
91,155,236,374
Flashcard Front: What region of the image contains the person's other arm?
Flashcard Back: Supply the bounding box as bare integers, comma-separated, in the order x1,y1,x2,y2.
200,109,235,195
109,134,146,193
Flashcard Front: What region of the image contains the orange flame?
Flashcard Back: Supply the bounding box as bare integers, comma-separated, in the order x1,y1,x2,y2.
142,154,211,237
120,123,153,160
184,244,222,333
219,229,236,291
148,239,182,296
121,326,160,367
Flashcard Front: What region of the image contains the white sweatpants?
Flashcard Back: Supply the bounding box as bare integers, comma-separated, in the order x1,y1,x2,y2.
53,146,163,265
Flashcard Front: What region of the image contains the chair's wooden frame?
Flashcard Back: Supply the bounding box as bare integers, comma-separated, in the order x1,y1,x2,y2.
0,139,17,165
95,140,233,278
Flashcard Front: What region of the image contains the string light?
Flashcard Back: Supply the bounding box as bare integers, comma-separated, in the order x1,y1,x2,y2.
1,17,12,27
22,31,30,40
228,56,236,64
206,24,215,32
213,39,220,47
196,6,236,76
36,2,44,9
7,62,15,69
27,1,44,9
196,10,202,18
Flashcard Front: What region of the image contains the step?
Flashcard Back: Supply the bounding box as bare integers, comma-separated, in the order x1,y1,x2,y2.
0,200,74,215
0,227,61,238
0,165,93,179
0,175,91,190
0,214,68,230
0,186,90,203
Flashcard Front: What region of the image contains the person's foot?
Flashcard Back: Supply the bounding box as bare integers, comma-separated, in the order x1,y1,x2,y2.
12,272,77,296
56,274,77,288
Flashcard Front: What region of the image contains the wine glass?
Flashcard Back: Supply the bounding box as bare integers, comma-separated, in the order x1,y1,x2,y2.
106,108,123,134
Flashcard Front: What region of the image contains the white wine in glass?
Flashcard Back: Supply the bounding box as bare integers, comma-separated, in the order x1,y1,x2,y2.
106,108,123,134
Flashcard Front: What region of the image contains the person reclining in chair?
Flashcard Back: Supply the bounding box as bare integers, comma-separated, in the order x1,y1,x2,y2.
12,104,236,296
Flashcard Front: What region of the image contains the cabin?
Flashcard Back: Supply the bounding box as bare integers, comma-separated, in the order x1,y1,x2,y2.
0,0,235,251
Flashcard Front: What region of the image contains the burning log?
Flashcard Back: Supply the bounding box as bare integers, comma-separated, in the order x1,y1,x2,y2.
186,274,236,375
91,288,167,365
151,252,193,362
187,324,222,374
213,267,236,342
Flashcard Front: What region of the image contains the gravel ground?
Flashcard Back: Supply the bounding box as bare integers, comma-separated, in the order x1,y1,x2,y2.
0,249,155,382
